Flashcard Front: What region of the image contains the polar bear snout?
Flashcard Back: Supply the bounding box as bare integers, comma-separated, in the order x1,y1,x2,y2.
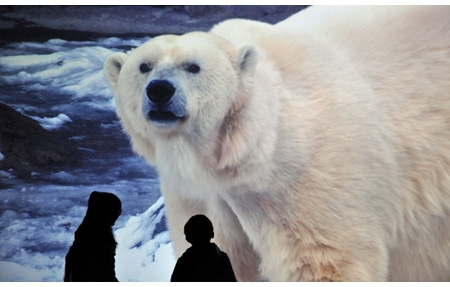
142,79,187,127
146,80,176,105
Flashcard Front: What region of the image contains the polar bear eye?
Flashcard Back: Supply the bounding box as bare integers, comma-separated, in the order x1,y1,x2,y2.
185,63,200,74
139,63,152,74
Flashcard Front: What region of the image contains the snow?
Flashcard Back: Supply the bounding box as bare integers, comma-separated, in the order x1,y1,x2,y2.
115,197,176,282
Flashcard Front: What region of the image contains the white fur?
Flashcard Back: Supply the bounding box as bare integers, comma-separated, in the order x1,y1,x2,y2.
104,6,450,281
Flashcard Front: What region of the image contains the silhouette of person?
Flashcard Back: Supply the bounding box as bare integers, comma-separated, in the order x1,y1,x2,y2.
64,191,122,282
170,214,237,282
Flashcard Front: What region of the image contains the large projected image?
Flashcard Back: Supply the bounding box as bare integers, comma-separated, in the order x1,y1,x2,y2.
1,5,450,282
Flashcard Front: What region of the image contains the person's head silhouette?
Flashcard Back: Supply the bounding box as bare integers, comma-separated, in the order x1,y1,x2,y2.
84,191,122,226
184,214,214,246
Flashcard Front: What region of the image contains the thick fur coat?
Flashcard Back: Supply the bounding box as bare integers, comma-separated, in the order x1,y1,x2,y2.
104,6,450,281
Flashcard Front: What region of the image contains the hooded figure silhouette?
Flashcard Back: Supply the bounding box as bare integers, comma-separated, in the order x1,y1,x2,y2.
64,191,122,282
171,214,237,282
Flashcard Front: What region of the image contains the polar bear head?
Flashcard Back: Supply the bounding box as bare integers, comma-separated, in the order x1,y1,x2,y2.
104,32,275,171
105,32,257,132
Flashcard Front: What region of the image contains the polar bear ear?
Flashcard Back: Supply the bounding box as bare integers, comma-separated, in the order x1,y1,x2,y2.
235,44,258,77
104,52,128,91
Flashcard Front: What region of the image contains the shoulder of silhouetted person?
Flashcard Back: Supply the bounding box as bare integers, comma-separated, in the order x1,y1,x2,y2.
171,242,237,282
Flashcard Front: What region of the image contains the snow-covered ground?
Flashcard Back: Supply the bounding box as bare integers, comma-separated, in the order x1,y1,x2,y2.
0,36,177,281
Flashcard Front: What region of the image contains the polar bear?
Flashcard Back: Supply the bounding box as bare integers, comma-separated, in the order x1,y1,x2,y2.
104,6,450,281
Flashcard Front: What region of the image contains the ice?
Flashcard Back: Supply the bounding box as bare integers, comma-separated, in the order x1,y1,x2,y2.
31,113,72,131
0,46,113,100
0,261,47,281
0,37,149,115
0,150,4,161
0,170,15,179
0,53,62,71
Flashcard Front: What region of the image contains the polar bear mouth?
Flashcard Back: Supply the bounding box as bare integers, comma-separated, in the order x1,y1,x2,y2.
149,110,183,123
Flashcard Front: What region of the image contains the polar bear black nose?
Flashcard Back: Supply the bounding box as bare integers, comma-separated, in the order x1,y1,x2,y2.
146,80,176,105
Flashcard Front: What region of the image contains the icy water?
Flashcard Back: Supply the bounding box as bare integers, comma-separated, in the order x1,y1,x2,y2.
0,37,176,281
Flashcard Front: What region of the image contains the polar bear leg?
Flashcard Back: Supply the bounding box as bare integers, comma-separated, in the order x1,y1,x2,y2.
207,198,262,281
161,186,208,258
